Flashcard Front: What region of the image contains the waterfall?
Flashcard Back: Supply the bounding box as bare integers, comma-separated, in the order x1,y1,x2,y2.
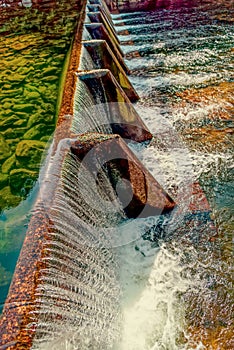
82,27,93,41
72,77,113,135
31,150,126,350
79,46,97,71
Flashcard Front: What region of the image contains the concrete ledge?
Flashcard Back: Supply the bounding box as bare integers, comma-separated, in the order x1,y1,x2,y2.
81,40,138,100
104,0,156,13
75,69,152,141
70,133,176,218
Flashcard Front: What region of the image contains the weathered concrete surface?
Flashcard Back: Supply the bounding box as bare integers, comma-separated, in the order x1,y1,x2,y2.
84,23,125,69
76,69,152,142
0,206,50,349
58,4,87,126
87,9,116,33
70,133,176,218
82,40,138,101
87,10,120,45
87,3,113,25
89,0,114,18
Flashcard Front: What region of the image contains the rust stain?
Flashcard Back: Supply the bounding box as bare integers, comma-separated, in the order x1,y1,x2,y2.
57,1,87,130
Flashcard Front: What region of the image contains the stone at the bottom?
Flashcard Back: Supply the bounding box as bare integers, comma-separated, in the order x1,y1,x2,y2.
9,168,38,197
0,135,12,162
15,139,46,170
0,173,9,188
70,133,176,218
0,186,21,212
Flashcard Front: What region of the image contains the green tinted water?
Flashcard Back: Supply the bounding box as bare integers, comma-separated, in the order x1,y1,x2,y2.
0,1,80,311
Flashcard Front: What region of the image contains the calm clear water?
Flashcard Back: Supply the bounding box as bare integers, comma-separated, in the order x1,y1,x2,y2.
111,2,233,349
0,184,38,313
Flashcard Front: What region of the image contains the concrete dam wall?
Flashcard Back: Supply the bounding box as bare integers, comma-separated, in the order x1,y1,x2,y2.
0,1,176,348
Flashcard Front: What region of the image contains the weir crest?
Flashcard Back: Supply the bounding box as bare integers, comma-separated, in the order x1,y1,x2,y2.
0,1,176,349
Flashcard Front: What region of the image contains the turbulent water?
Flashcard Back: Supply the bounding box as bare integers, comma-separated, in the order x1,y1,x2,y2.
0,2,233,349
111,2,234,349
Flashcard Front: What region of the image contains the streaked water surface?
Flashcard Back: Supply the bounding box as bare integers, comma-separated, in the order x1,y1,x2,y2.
112,2,233,349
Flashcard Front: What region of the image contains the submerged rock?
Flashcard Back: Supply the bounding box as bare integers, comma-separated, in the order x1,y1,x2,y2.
15,140,46,170
2,154,16,174
13,104,35,113
8,73,25,83
23,90,40,100
0,265,12,288
1,88,23,98
0,186,21,211
6,139,20,152
0,0,82,214
27,112,54,129
0,116,19,130
43,67,58,76
2,127,28,140
41,75,58,83
9,168,37,197
23,123,53,140
0,135,12,162
1,109,13,117
13,119,27,127
2,102,13,110
0,173,9,188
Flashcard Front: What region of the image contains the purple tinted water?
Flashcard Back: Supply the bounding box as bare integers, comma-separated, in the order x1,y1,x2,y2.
112,2,233,348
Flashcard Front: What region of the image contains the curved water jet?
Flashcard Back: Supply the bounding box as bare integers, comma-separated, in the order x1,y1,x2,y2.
81,40,138,101
73,69,152,141
0,137,124,349
70,133,176,218
84,23,125,69
0,1,192,349
86,10,119,43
